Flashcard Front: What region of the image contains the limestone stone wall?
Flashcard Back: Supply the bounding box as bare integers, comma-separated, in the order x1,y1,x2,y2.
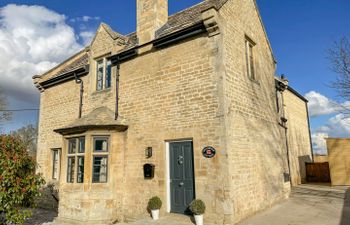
136,0,168,44
283,89,313,186
35,1,313,224
36,76,89,180
57,131,126,225
326,138,350,186
37,31,230,225
117,34,229,224
313,155,328,163
218,0,290,223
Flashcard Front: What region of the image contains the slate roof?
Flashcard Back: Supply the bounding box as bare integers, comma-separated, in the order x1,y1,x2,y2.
54,106,128,134
42,0,229,79
156,0,228,37
54,53,89,78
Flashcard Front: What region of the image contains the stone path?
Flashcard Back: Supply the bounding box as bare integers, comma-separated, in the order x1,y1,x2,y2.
238,184,350,225
26,184,350,225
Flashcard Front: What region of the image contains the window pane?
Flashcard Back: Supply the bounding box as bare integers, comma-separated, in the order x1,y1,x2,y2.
68,139,76,154
245,41,250,78
105,60,112,89
77,156,84,183
97,60,104,91
249,43,255,79
94,138,108,152
67,157,75,183
78,137,85,153
52,150,59,179
93,156,108,183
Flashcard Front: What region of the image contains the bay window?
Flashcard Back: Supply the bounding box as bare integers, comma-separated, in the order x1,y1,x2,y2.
92,136,109,183
67,137,85,183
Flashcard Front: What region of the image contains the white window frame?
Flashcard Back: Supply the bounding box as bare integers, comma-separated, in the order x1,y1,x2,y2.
92,136,109,183
96,58,112,91
67,137,85,183
52,149,61,180
245,37,256,80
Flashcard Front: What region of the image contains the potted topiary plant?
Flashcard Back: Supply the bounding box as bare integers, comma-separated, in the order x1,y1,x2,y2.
147,196,162,220
189,199,206,225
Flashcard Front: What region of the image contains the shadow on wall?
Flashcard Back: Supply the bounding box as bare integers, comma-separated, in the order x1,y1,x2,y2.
298,155,312,184
340,188,350,225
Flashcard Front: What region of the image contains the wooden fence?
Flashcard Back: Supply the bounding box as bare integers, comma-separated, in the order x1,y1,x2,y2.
305,162,331,183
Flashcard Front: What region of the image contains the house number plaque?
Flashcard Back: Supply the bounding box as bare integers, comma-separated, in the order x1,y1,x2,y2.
202,146,216,158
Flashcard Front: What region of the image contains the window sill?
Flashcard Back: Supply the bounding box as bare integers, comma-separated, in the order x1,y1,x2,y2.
248,77,260,85
92,88,112,95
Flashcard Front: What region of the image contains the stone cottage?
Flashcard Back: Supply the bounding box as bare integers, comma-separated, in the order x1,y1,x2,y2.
33,0,313,224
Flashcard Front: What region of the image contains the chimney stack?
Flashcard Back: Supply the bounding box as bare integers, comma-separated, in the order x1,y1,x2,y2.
137,0,168,45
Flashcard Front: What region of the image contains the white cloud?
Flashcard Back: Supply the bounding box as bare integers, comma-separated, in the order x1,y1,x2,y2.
312,132,328,155
70,15,100,23
305,91,350,117
79,31,94,45
305,91,338,117
305,91,350,154
312,113,350,154
317,114,350,137
0,4,84,103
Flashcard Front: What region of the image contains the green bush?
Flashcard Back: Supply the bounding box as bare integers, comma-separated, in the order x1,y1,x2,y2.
0,135,45,224
147,196,162,210
189,199,206,215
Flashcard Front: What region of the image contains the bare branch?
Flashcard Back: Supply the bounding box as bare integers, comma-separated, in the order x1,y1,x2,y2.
327,37,350,101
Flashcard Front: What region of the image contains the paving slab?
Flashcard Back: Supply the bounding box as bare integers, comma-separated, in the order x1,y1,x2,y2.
238,185,350,225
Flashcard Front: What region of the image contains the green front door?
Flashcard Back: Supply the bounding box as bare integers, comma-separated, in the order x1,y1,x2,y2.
170,141,195,214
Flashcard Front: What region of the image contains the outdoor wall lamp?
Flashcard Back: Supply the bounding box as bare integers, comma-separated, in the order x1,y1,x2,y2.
145,147,153,158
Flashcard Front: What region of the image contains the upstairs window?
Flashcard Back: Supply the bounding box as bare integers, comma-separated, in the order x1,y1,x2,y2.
96,58,112,91
245,37,256,80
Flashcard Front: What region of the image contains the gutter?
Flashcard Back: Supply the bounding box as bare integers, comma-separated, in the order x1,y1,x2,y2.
287,86,308,103
38,22,207,88
39,65,89,89
108,22,207,64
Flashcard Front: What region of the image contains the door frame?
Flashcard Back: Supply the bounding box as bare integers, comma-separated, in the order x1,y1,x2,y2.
165,139,195,213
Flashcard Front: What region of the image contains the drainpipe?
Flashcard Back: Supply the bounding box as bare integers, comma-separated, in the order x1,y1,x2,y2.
277,77,292,186
115,58,120,120
280,85,292,186
74,73,84,118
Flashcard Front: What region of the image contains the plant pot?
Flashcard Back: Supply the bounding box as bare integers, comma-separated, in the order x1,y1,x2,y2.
151,209,160,220
194,214,203,225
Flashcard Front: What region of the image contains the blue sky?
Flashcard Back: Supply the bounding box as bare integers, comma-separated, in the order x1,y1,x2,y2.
0,0,349,153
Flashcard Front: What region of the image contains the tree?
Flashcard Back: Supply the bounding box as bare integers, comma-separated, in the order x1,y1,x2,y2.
0,89,11,126
0,135,45,225
11,125,38,158
327,37,350,101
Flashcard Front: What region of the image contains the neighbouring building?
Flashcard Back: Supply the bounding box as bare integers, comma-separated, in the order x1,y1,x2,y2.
313,154,328,163
326,138,350,185
33,0,313,224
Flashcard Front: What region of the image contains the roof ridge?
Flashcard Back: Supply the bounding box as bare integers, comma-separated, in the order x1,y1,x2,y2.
168,1,209,19
100,22,127,40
